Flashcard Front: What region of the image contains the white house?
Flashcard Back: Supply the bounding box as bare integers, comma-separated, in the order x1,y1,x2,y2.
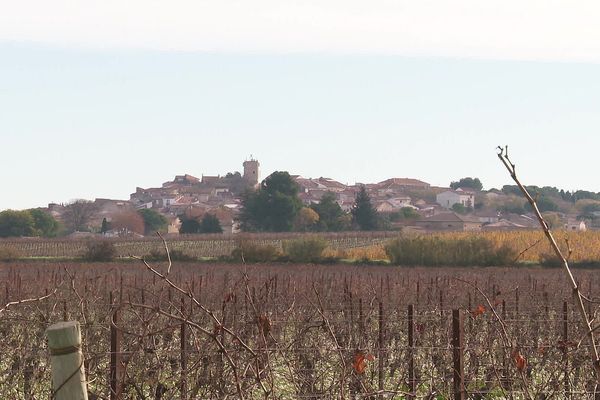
436,189,475,209
375,196,413,213
565,219,587,232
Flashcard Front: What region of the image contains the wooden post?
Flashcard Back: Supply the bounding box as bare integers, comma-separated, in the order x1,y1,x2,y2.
378,301,384,398
46,321,88,400
180,298,187,400
407,304,416,399
452,309,465,400
563,301,569,397
110,292,122,400
588,279,593,317
515,288,519,318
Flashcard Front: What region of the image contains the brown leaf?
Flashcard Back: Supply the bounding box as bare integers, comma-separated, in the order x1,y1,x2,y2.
353,351,373,374
512,349,527,371
257,314,271,335
471,305,485,317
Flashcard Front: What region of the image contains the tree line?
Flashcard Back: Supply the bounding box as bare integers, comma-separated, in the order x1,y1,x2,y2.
0,205,169,238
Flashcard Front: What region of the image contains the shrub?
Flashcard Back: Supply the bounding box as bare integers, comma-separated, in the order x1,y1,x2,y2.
283,236,328,263
146,248,196,262
83,241,117,262
384,235,516,267
0,247,21,261
231,242,280,263
539,252,562,268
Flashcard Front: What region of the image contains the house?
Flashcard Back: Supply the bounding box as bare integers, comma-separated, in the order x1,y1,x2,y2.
377,178,430,194
174,174,200,185
503,213,538,229
375,196,412,213
317,177,347,192
201,175,220,185
565,219,587,232
436,189,475,209
482,220,530,231
475,210,501,224
414,212,482,231
295,177,328,193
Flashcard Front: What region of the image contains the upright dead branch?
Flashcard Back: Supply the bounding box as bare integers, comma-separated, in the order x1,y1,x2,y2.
497,145,600,381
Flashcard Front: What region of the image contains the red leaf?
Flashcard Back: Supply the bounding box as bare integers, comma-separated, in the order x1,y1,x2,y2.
471,305,485,317
512,349,527,371
353,351,373,374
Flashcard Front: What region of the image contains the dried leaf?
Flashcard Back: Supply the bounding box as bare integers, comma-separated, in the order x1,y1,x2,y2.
512,349,527,371
471,305,485,317
352,351,373,374
258,314,271,335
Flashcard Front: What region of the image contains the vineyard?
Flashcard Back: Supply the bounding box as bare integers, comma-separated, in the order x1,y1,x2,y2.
3,230,600,265
2,259,600,399
0,232,398,260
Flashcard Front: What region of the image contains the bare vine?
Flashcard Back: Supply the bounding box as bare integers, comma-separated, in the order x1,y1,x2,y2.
497,145,600,382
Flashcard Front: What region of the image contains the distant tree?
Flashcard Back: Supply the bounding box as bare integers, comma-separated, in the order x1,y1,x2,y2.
571,190,600,202
310,192,347,231
294,207,320,231
239,171,303,232
138,208,168,235
63,200,97,232
220,171,248,194
0,210,35,237
100,218,110,235
388,207,420,222
351,186,379,231
399,207,420,219
28,209,60,237
111,210,145,236
200,213,223,233
525,196,558,213
450,177,483,191
179,216,201,234
581,202,600,214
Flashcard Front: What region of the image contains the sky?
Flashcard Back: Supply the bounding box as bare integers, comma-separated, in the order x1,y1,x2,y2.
1,1,600,210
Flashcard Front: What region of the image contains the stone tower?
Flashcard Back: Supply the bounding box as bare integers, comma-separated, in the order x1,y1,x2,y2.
243,156,260,187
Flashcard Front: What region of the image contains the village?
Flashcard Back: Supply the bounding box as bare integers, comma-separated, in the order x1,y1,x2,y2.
39,157,591,237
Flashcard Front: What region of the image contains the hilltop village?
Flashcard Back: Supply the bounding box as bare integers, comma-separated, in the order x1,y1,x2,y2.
33,157,595,238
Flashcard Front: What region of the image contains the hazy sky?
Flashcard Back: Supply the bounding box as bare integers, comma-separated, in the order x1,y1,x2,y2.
2,1,600,210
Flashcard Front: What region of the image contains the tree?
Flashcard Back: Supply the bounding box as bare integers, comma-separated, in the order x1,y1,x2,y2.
28,209,60,237
138,209,168,235
576,200,600,219
525,196,558,212
389,207,420,220
0,210,35,237
351,186,379,231
63,200,97,232
111,210,145,236
179,216,201,234
239,171,303,232
310,192,348,231
450,177,483,191
294,207,320,231
200,213,223,233
100,218,110,235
